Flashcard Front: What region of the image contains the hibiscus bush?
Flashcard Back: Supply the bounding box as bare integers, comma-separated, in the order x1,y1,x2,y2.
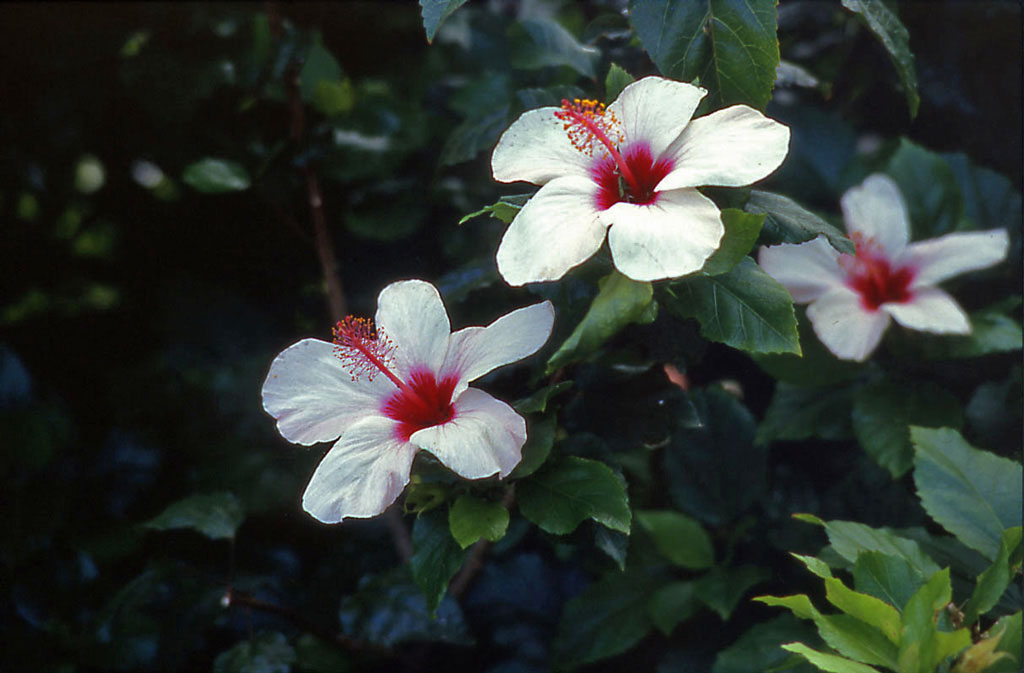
2,2,1021,672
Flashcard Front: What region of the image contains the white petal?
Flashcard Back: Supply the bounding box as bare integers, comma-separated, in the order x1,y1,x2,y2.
442,301,554,391
301,416,417,523
656,105,790,191
262,338,394,445
374,280,451,378
883,288,970,334
491,107,594,185
806,287,891,362
496,175,608,286
901,229,1009,286
410,388,526,479
840,174,909,255
758,237,845,303
607,76,706,161
605,188,724,281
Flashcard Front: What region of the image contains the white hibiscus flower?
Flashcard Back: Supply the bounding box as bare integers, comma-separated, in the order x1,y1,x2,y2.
262,280,554,523
759,174,1009,361
491,76,790,284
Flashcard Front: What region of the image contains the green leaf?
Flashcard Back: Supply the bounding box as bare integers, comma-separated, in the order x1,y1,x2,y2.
508,18,600,78
754,595,898,667
513,380,573,415
605,62,635,101
943,152,1022,234
553,570,658,669
410,509,468,614
911,427,1023,561
852,381,963,478
978,611,1022,673
300,40,343,102
636,510,714,570
294,634,353,673
695,565,768,619
458,193,530,226
806,518,942,578
840,0,919,118
853,551,926,612
419,0,468,43
595,527,629,571
647,581,699,636
780,643,882,673
824,577,901,644
792,553,835,580
213,632,296,673
312,78,354,117
546,270,655,374
517,456,631,535
898,568,971,673
757,382,855,444
665,257,801,355
752,313,866,387
699,209,765,276
629,0,780,110
448,495,509,549
182,158,251,193
884,139,964,239
663,387,763,527
746,190,853,253
509,413,557,479
144,491,244,540
963,526,1023,625
440,106,510,166
713,614,821,673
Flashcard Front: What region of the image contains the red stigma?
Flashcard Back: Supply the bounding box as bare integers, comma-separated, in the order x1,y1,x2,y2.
555,98,644,198
592,144,673,210
332,316,398,384
383,370,457,441
839,233,916,311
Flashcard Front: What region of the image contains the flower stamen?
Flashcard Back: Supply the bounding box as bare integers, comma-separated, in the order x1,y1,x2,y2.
332,316,403,388
555,98,641,197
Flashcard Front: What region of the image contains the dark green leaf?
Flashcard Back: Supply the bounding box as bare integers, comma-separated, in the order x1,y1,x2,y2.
840,0,919,118
699,209,765,276
144,491,244,540
942,152,1022,234
410,509,468,614
553,570,658,669
757,381,855,444
629,0,780,110
299,40,342,102
664,387,763,526
799,516,941,578
695,565,768,620
964,527,1023,625
665,257,800,355
746,190,853,253
752,313,866,387
508,18,600,78
605,63,635,101
852,381,963,478
980,611,1022,673
517,456,631,535
713,614,820,673
509,413,557,479
213,632,295,673
419,0,468,43
182,158,251,193
440,106,510,166
338,568,472,647
448,495,509,549
647,581,699,636
853,551,926,612
898,568,971,673
911,427,1023,560
884,139,964,239
513,380,572,415
546,270,655,374
294,634,353,673
636,510,714,570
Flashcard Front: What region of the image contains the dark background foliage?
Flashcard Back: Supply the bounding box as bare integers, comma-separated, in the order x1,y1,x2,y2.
1,2,1020,672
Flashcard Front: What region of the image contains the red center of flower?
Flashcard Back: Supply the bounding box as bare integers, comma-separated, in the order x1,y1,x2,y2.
332,316,457,442
592,144,674,210
838,233,916,311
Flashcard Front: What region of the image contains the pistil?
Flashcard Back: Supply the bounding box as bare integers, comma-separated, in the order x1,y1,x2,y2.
556,99,642,197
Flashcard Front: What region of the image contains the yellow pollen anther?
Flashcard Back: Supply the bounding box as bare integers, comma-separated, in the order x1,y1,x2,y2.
332,316,397,383
554,98,623,157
